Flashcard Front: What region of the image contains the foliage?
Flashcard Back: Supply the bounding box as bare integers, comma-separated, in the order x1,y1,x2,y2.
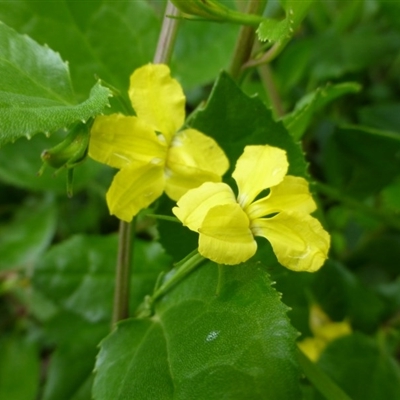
0,0,400,399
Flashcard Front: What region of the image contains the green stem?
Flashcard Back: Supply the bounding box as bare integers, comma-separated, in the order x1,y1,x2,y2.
316,182,400,230
153,1,180,65
112,2,181,327
112,220,133,326
229,0,267,80
152,250,205,302
257,62,284,117
146,214,180,223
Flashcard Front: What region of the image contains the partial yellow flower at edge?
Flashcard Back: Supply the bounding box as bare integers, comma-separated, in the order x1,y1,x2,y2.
88,63,229,222
173,145,330,272
298,305,352,362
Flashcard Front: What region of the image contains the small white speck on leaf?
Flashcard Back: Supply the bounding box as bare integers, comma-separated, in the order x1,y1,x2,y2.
206,331,220,342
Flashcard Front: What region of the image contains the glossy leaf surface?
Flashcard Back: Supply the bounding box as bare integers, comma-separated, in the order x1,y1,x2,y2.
0,22,111,146
94,261,301,400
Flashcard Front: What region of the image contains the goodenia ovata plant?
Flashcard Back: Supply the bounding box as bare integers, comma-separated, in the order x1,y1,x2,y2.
1,1,400,400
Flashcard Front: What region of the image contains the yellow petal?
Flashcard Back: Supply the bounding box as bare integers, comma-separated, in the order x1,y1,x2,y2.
298,337,326,362
232,145,289,209
173,182,236,232
106,162,165,222
309,305,352,341
165,128,229,200
198,203,257,265
246,176,317,220
129,64,185,142
252,213,330,272
89,114,167,169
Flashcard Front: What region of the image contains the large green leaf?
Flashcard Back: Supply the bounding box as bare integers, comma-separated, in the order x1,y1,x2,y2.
33,235,171,323
0,21,111,146
0,0,239,95
93,261,301,399
190,71,308,178
0,195,57,271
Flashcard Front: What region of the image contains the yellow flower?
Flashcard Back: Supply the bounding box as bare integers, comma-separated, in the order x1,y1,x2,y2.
89,63,229,222
298,304,352,362
173,145,330,271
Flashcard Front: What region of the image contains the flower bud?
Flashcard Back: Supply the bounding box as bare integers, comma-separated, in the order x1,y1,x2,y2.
38,121,91,197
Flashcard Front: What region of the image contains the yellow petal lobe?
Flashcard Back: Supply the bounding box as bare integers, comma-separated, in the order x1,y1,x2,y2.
233,145,289,209
89,114,167,169
246,176,316,220
173,182,236,232
129,64,185,142
106,162,165,222
198,203,257,265
252,213,330,272
165,128,229,200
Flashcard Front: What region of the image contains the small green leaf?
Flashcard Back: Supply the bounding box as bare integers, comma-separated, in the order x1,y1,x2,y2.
0,21,111,146
283,82,362,140
0,195,57,271
93,261,301,400
257,0,314,43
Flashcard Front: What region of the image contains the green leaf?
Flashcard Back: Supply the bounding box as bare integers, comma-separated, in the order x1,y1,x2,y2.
257,0,314,43
318,333,400,400
358,103,400,133
312,261,386,332
309,27,400,83
282,82,362,140
298,349,352,400
0,21,111,146
323,125,400,197
33,235,171,323
93,261,301,399
0,334,40,400
190,72,308,178
0,195,57,271
0,0,239,95
41,312,108,400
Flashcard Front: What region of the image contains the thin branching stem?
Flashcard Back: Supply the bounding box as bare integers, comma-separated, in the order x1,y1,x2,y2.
112,1,181,327
229,0,267,81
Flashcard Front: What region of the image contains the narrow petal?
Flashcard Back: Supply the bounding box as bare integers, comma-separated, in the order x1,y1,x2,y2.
106,162,165,222
172,182,236,232
129,64,185,142
246,176,317,220
198,204,257,265
233,145,289,209
89,114,167,169
165,128,229,200
252,213,330,272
